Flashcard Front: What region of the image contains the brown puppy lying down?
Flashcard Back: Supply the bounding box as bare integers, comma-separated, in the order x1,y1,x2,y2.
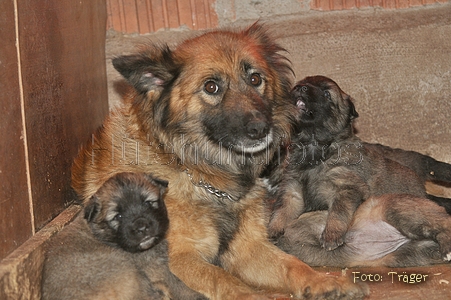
42,172,205,300
277,193,451,267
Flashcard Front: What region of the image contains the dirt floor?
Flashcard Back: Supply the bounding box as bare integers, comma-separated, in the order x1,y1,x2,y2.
105,4,451,299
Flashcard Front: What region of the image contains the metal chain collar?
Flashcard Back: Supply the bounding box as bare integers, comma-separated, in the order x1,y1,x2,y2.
184,169,235,202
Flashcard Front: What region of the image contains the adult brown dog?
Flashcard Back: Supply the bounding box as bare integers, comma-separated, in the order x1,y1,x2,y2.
42,172,205,300
71,25,368,299
267,75,451,251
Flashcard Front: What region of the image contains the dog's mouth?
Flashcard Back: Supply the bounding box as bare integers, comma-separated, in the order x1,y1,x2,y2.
296,98,313,117
138,236,158,250
233,129,274,154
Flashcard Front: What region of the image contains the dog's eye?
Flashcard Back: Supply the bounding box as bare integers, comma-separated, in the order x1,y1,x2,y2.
324,90,331,98
204,81,220,94
113,214,122,221
145,200,158,209
250,73,262,87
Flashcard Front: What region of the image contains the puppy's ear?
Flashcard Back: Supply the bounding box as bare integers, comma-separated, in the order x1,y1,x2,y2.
112,45,177,94
84,195,100,223
347,97,359,120
143,173,169,196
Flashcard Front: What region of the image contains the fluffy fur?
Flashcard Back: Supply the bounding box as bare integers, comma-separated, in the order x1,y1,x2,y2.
71,26,368,299
42,172,205,300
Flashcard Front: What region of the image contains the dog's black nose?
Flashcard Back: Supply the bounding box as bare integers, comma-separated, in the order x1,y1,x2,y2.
246,119,269,140
132,218,152,236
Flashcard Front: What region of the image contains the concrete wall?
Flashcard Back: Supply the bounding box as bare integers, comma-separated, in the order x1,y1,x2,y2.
215,0,308,25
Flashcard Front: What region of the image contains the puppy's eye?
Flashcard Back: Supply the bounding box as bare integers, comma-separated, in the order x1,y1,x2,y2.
145,200,158,209
204,81,220,94
324,90,331,98
301,86,308,92
113,214,122,221
250,73,262,87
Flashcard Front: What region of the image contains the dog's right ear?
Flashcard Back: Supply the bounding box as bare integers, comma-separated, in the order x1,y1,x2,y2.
84,195,100,223
112,45,177,94
347,97,359,120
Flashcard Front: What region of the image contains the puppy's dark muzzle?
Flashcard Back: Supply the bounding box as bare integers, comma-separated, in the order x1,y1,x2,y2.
130,217,154,238
291,85,312,116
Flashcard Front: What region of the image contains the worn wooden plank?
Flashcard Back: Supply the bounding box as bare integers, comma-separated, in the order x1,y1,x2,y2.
17,0,109,230
0,205,81,300
0,0,33,260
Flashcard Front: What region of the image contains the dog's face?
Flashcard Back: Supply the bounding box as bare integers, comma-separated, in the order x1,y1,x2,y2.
84,172,169,253
291,75,358,139
112,23,294,165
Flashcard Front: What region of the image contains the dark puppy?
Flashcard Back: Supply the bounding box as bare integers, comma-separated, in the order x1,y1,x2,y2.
267,75,451,251
84,172,169,253
277,193,451,267
42,172,205,300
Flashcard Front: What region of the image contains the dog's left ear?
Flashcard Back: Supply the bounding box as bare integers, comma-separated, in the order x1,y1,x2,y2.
143,173,169,196
84,195,101,222
347,97,359,120
112,45,177,94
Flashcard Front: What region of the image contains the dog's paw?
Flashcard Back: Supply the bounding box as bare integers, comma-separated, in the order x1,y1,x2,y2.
445,252,451,262
320,228,345,251
435,232,451,262
236,293,293,300
441,247,451,262
267,220,285,239
298,273,369,300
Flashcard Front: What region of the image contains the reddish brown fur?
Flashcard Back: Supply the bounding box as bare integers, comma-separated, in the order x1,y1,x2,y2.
72,24,367,299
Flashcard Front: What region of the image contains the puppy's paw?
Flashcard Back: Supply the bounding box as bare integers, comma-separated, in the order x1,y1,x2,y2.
435,232,451,261
441,246,451,262
299,273,369,300
268,213,290,239
320,228,346,251
445,252,451,262
236,293,293,300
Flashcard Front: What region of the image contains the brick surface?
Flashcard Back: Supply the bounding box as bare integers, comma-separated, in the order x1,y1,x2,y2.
107,0,448,33
107,0,218,34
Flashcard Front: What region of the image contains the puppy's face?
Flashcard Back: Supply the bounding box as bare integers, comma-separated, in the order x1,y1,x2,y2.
291,75,358,135
84,172,169,253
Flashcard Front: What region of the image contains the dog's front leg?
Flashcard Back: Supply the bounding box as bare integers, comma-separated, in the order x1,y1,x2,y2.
168,246,295,300
166,198,287,299
317,167,369,250
222,191,369,299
